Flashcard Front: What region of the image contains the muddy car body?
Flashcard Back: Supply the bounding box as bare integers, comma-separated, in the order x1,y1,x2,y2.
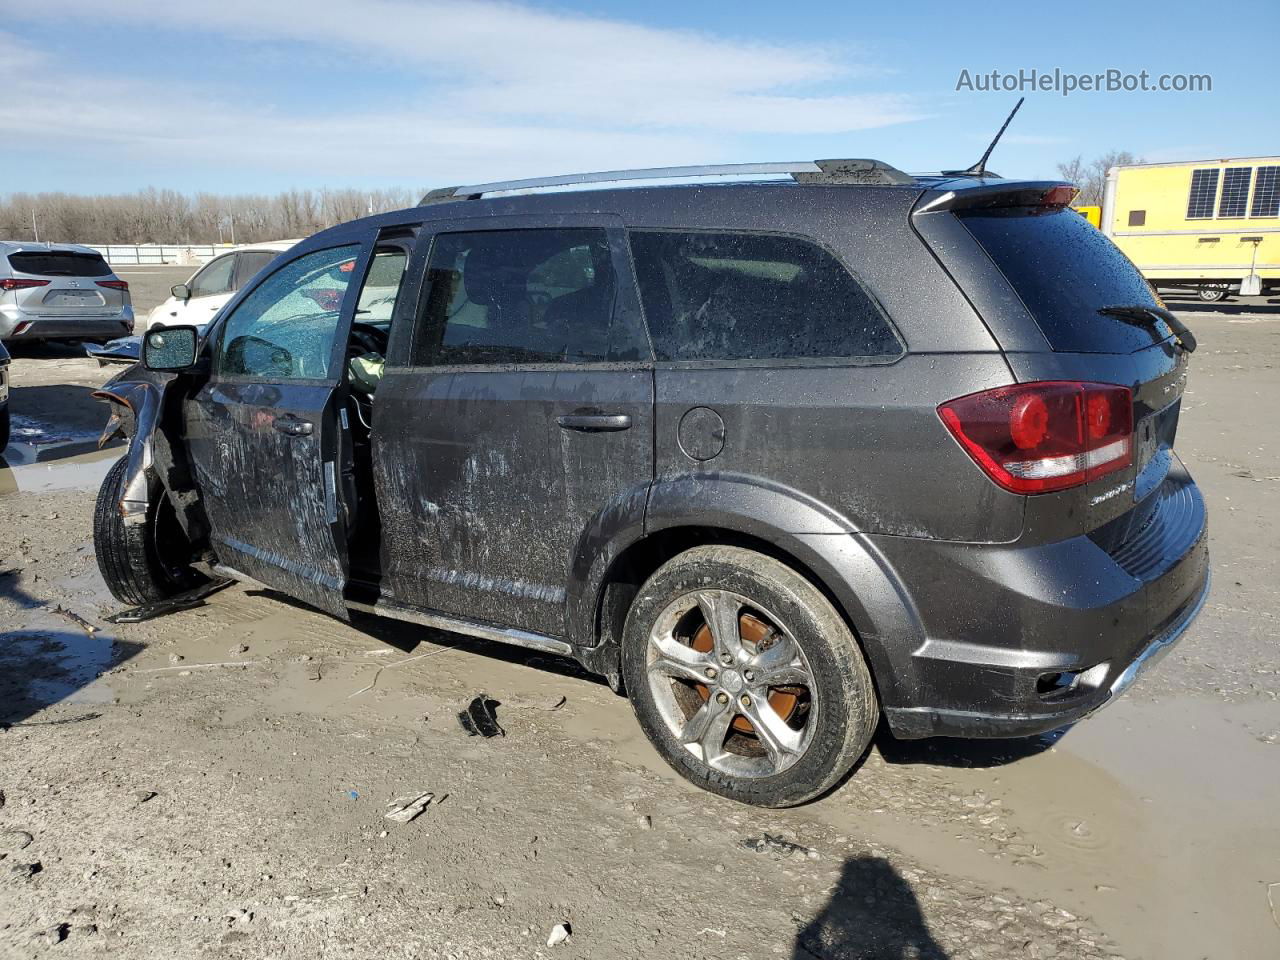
93,160,1209,806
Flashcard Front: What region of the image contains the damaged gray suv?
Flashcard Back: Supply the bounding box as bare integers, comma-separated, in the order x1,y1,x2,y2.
92,160,1209,807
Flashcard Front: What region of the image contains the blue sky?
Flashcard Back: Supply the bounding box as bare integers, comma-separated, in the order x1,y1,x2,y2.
0,0,1273,195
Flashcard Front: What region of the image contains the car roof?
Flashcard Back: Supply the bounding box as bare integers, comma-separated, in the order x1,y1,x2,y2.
0,240,107,257
298,172,1062,251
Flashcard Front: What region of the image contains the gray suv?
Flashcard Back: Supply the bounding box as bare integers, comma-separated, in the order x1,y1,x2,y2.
91,160,1209,807
1,242,134,343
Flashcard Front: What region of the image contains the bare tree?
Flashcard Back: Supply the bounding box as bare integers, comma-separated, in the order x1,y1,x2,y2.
1058,151,1142,205
0,186,428,244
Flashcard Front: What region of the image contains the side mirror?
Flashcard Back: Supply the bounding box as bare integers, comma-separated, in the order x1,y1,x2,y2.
171,283,192,301
143,325,200,371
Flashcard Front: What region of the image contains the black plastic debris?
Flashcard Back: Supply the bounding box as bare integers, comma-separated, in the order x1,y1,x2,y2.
742,833,816,858
105,579,232,624
457,695,504,738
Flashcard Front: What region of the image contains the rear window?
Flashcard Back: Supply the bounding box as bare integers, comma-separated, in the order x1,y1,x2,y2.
7,251,112,278
958,208,1170,354
629,231,901,362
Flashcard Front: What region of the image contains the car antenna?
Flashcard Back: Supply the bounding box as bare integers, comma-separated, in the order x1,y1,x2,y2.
944,97,1025,178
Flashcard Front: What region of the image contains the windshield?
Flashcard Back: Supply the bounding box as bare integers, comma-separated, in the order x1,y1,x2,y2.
958,207,1171,354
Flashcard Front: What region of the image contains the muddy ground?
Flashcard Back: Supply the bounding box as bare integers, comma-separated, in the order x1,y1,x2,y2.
1,281,1278,960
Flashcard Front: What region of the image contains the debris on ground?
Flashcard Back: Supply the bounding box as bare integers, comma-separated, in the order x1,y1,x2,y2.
133,790,157,804
546,922,571,947
384,792,434,824
457,695,504,738
136,660,264,674
6,860,42,882
742,834,819,860
105,579,233,624
45,604,97,634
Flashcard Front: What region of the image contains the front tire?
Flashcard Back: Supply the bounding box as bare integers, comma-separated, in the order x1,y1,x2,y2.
621,545,878,807
94,457,205,606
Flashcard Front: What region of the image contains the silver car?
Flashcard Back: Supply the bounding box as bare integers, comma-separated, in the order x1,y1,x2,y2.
0,242,135,343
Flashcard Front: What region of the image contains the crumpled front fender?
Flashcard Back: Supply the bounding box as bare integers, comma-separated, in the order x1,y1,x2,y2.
92,378,164,524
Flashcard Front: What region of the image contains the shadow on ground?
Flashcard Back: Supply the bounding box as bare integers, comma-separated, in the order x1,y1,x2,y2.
243,587,611,687
794,855,949,959
1,340,99,361
6,383,115,441
0,574,142,727
1162,294,1280,316
874,722,1063,769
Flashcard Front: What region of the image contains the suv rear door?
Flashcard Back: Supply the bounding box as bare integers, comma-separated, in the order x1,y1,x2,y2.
183,241,371,617
915,190,1194,538
374,218,653,637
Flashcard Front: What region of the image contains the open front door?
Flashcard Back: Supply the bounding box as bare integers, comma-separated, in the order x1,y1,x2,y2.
184,242,370,618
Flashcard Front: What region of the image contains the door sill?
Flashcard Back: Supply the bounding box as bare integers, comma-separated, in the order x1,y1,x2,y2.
347,597,573,656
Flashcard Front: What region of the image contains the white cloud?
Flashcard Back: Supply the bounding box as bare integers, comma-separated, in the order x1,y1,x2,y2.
0,2,927,186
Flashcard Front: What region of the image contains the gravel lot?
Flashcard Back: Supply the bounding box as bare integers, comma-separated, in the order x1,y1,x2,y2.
1,293,1278,960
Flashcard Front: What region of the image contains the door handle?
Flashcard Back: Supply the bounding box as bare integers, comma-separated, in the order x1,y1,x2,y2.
556,413,632,432
273,414,314,437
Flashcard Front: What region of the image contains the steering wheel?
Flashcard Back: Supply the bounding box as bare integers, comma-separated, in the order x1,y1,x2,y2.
347,322,389,359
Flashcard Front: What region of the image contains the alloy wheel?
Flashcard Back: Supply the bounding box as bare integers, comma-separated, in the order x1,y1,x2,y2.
645,589,817,778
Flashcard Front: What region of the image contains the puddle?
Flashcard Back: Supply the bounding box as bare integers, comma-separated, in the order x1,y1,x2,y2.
832,696,1280,960
0,445,121,495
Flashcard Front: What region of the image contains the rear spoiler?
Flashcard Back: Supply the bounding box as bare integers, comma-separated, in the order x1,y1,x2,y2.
913,181,1075,215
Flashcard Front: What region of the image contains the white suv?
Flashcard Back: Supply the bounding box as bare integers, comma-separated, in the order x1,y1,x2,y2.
1,242,134,343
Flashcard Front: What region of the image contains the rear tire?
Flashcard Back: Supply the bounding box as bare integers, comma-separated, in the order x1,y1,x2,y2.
621,545,878,807
0,405,9,452
94,457,205,606
1197,283,1229,302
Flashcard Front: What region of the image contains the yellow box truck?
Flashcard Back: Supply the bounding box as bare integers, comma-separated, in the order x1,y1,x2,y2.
1101,157,1279,301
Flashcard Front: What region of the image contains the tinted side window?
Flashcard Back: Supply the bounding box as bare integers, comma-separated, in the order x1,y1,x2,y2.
628,231,901,362
413,229,640,366
234,251,279,289
190,255,236,298
214,245,359,380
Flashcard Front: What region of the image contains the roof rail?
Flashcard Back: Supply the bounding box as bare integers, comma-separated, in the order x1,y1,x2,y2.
418,158,914,205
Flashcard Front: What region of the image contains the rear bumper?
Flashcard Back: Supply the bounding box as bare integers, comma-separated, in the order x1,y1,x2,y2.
0,308,134,340
883,567,1209,738
870,461,1210,739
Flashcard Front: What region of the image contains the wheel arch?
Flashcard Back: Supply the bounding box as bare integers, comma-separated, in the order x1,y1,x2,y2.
572,477,927,705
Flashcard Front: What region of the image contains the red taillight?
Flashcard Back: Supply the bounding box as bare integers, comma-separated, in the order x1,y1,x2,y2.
96,279,129,290
0,278,51,291
938,381,1133,494
1041,185,1076,207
